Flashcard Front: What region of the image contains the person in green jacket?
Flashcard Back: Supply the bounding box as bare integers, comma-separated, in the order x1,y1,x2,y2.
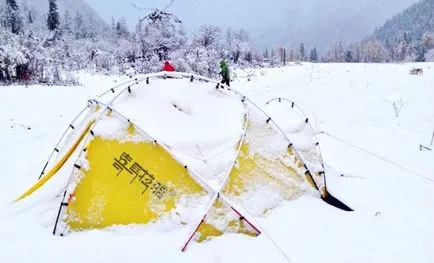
219,60,230,87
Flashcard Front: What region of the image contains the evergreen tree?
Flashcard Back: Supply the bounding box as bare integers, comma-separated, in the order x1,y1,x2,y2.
28,10,33,24
264,49,269,59
345,50,353,62
47,0,60,31
278,47,286,65
300,43,305,61
309,48,318,62
6,0,23,34
415,43,426,62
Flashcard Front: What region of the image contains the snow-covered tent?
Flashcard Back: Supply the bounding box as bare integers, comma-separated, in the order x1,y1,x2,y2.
14,72,351,251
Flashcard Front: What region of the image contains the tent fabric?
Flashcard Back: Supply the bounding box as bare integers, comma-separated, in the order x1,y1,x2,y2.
65,114,209,230
222,105,307,217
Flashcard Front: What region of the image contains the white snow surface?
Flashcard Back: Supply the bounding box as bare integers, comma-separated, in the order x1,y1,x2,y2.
1,63,434,263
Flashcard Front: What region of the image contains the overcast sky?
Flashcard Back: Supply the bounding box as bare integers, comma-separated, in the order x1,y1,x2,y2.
85,0,284,33
86,0,418,52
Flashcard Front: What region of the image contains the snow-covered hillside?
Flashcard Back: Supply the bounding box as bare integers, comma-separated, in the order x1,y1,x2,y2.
1,63,433,263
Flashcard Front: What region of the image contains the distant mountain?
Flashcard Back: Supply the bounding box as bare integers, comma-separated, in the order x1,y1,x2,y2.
87,0,419,54
20,0,103,21
372,0,434,46
256,0,420,54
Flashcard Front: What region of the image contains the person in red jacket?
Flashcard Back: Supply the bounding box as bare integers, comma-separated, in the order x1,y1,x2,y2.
162,61,175,72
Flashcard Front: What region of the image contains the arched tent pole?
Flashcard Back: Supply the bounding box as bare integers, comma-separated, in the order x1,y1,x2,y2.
181,113,253,252
52,82,140,235
95,77,142,98
95,72,205,100
265,97,325,162
36,77,145,181
264,97,327,176
37,105,89,180
17,80,143,204
218,86,353,212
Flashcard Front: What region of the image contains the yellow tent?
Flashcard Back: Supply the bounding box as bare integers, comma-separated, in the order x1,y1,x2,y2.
15,72,351,251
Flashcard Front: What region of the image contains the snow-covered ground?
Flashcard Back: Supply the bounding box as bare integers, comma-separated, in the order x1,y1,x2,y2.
1,63,434,263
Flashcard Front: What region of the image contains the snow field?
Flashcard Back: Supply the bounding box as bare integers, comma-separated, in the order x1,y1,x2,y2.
1,63,434,263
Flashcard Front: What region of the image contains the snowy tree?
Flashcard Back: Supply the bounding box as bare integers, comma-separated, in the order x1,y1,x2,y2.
224,28,252,64
354,44,361,62
116,17,129,38
0,6,6,28
186,46,218,77
47,0,60,31
415,42,426,62
299,43,306,61
61,11,73,35
333,41,345,62
6,0,23,34
309,48,318,62
268,48,279,65
345,50,352,62
263,49,270,63
136,10,186,61
359,40,389,63
193,25,221,48
28,10,33,24
186,25,222,77
74,12,84,39
423,31,434,50
323,41,347,62
426,49,434,61
0,29,27,82
289,49,294,61
278,47,286,65
111,17,116,31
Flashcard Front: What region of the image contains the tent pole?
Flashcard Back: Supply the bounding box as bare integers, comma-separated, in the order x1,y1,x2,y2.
38,106,89,180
